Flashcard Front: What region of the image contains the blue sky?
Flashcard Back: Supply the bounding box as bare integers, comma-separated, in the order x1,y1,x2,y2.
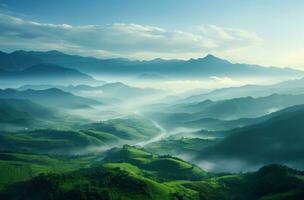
1,0,304,68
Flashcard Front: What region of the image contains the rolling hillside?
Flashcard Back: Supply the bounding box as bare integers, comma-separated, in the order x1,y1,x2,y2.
0,99,64,131
0,116,160,154
103,145,206,181
1,146,303,200
196,104,304,170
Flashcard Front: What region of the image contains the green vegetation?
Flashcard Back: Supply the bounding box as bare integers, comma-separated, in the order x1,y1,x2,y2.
0,116,160,154
1,146,303,200
80,116,160,141
0,129,103,154
197,104,304,166
1,165,195,200
102,145,207,181
147,94,304,132
0,146,203,199
1,53,304,199
0,152,95,190
0,98,94,131
0,98,60,131
146,137,219,156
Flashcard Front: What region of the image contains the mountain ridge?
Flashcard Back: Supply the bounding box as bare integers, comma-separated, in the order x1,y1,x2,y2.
183,76,304,103
0,63,100,86
0,88,102,109
196,104,304,171
0,50,303,78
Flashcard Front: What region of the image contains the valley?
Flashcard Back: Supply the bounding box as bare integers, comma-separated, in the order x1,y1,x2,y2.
1,50,304,200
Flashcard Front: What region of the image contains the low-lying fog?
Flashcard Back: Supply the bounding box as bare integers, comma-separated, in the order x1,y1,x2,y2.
5,74,304,173
62,75,304,171
93,74,291,94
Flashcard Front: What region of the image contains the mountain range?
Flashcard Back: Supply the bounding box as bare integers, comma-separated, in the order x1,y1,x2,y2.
0,88,102,109
183,76,304,103
1,48,304,199
145,93,304,132
0,50,303,79
18,82,164,103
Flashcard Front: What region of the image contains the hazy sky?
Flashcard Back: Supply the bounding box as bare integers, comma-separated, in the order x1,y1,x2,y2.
1,0,304,68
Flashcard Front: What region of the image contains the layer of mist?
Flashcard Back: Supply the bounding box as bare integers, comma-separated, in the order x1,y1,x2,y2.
2,61,304,174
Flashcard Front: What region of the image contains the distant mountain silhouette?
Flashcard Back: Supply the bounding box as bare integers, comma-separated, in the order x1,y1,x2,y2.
99,82,162,99
183,77,304,103
0,50,42,71
145,92,304,134
0,88,102,109
0,63,99,86
18,82,163,103
0,50,303,78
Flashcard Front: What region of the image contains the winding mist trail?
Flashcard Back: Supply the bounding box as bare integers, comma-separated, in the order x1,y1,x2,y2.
93,118,168,160
135,121,167,146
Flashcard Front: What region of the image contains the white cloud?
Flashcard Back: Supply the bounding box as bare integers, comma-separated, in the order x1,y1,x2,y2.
136,77,245,92
209,76,241,85
198,25,262,50
0,12,262,59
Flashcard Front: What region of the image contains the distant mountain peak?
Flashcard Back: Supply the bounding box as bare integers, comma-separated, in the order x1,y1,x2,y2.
45,50,64,55
102,82,128,89
149,58,167,63
202,54,230,64
204,54,218,59
187,54,231,65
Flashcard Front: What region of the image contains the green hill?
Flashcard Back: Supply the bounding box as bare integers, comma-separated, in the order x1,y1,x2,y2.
80,116,160,141
196,104,304,170
146,137,220,156
102,145,207,181
1,146,303,200
0,99,65,131
0,116,160,155
0,152,95,190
